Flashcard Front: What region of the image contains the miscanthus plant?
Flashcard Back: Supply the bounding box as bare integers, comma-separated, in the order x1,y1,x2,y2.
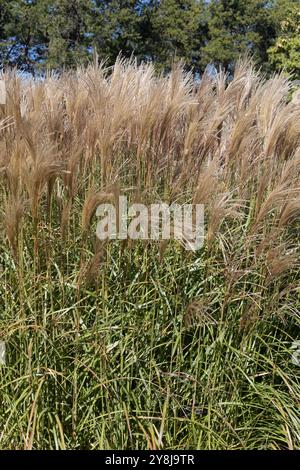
0,58,299,449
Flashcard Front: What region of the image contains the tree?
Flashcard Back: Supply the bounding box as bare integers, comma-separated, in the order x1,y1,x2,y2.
0,0,47,73
0,0,10,39
146,0,207,72
268,1,300,78
90,1,145,64
202,0,277,73
0,0,93,72
43,0,93,69
0,0,298,76
0,0,12,66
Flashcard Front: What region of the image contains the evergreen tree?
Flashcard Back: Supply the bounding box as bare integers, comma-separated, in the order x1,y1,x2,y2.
146,0,207,72
203,0,276,72
0,0,298,76
0,0,93,72
43,0,93,69
90,1,144,64
0,0,12,66
0,0,46,72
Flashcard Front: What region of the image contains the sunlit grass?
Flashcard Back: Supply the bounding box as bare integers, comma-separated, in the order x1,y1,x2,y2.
0,58,300,449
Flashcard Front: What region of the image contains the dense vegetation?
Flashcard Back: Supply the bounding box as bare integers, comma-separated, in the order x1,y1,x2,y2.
0,1,299,77
0,58,299,449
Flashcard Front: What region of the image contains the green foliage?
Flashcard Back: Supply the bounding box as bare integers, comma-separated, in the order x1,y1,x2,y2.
202,0,276,72
90,1,144,64
43,0,93,69
0,1,299,81
146,0,207,72
0,0,94,71
1,237,300,449
268,2,300,77
0,0,11,38
0,0,46,71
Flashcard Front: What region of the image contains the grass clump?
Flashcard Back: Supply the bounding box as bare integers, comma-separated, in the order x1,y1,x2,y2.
0,58,299,449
